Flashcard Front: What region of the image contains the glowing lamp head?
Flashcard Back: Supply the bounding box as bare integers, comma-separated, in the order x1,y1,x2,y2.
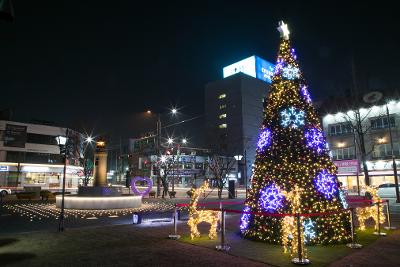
167,138,173,145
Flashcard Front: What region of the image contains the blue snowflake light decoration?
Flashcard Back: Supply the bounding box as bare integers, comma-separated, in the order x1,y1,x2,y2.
305,128,325,153
303,218,316,243
259,184,285,212
257,128,272,150
280,107,305,128
313,170,338,200
240,206,251,232
339,190,348,209
300,85,312,103
282,65,300,80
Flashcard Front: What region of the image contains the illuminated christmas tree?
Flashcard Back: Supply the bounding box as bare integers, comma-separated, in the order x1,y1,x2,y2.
240,21,351,245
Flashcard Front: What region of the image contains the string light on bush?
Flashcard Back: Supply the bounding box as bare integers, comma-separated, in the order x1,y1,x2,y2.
280,107,305,128
313,170,338,199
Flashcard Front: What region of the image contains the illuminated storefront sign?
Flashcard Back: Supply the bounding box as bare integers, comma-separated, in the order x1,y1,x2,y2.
0,166,9,172
223,55,274,83
334,160,360,174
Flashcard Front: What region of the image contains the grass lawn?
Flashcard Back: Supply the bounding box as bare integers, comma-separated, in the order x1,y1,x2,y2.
179,228,382,267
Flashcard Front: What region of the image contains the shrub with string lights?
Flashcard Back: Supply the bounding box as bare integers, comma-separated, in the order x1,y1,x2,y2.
241,21,351,245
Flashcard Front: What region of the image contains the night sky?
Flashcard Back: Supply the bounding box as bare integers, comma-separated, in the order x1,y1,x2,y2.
1,1,399,144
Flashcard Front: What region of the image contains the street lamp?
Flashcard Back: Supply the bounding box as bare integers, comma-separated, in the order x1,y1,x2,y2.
167,138,174,145
171,108,177,115
234,154,243,198
56,129,69,232
182,138,187,145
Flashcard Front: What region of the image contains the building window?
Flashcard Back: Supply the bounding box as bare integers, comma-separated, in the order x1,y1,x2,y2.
218,93,226,99
219,104,227,109
373,143,400,158
329,123,353,136
219,114,227,119
27,133,58,145
331,147,355,160
371,116,395,129
219,123,227,129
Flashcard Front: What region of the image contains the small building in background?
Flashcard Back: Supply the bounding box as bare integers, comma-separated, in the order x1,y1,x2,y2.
0,120,85,192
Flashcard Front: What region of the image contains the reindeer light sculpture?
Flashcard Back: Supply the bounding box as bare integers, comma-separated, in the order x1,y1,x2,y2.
188,181,221,239
356,185,385,230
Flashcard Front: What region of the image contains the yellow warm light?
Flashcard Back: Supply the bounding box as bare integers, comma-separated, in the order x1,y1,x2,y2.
337,142,346,148
377,137,386,144
188,181,220,240
96,141,105,147
281,186,307,258
356,186,385,231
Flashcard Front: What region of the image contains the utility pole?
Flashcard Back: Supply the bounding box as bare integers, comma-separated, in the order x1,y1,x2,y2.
156,114,161,197
386,104,400,203
244,149,248,199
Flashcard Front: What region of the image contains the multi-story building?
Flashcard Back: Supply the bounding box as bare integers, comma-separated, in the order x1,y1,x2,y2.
321,94,400,192
0,120,84,191
128,135,210,188
204,55,274,185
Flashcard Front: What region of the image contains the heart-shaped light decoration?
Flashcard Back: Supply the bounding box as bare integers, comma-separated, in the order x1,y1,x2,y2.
131,176,153,196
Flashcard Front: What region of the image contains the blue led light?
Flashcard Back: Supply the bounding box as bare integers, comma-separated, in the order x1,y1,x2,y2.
305,128,325,153
280,107,305,128
313,170,338,200
282,65,300,80
339,190,348,209
303,218,316,243
259,184,285,212
300,85,312,103
257,128,272,150
240,206,251,232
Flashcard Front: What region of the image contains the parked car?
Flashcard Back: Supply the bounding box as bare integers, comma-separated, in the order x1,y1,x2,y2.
378,183,400,198
0,188,12,196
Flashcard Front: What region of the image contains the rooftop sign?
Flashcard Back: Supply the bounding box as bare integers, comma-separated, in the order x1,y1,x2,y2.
223,55,275,83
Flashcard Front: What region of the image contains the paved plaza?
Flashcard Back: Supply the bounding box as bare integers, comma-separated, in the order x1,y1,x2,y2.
0,196,399,266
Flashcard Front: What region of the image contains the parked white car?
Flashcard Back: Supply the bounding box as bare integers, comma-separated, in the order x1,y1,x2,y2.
0,188,12,196
378,183,400,198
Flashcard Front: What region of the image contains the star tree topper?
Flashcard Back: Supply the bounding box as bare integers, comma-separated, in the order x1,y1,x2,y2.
277,20,290,40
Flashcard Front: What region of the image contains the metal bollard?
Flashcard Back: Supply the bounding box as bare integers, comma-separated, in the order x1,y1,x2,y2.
346,208,362,249
373,201,386,236
216,209,230,251
292,214,310,265
217,202,222,232
168,204,181,240
384,200,396,230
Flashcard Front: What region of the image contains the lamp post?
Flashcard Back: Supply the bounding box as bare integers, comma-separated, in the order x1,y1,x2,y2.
386,103,400,203
234,154,243,198
57,129,68,232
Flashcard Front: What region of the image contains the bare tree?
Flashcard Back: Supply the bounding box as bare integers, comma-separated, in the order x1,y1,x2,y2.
208,155,236,199
342,108,385,186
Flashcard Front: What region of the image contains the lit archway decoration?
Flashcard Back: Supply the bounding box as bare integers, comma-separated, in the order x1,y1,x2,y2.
131,176,153,196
